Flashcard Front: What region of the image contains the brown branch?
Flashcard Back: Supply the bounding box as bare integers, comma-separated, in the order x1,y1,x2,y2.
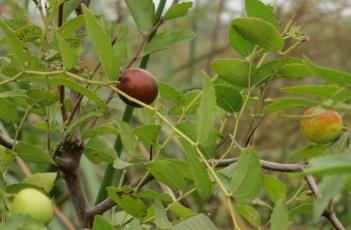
85,198,115,223
0,132,14,149
210,158,307,172
58,2,67,123
53,138,89,227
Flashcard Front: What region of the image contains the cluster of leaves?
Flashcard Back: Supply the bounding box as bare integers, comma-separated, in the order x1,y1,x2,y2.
0,0,351,229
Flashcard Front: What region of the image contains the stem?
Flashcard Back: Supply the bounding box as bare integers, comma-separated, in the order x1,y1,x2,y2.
95,105,134,204
58,2,67,123
94,0,168,204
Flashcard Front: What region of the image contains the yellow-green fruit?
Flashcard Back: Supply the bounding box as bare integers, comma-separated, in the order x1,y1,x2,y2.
11,188,53,223
300,107,342,144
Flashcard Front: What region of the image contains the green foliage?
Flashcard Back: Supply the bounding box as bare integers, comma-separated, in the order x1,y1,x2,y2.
0,0,350,229
231,148,262,202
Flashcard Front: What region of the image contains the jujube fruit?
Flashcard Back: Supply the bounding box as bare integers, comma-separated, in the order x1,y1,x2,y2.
117,68,158,107
300,107,342,144
11,188,54,223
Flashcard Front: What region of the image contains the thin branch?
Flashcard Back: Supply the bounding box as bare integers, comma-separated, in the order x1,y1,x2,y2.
209,158,306,172
0,132,14,149
85,198,115,222
58,2,67,123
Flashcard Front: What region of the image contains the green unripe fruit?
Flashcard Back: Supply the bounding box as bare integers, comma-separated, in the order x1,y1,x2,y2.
300,107,342,144
11,188,53,223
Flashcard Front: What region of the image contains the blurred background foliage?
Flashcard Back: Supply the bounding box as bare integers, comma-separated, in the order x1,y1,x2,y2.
1,0,351,229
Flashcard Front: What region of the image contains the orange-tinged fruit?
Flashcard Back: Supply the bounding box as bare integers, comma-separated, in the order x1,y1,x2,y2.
300,107,342,144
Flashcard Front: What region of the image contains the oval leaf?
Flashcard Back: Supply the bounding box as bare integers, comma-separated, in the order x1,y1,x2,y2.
231,17,283,51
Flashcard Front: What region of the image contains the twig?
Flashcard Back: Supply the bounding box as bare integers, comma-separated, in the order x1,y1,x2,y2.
210,158,307,172
58,2,67,123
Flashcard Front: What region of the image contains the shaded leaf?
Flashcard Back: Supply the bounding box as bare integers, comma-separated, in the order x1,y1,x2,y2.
15,142,52,164
231,147,262,202
125,0,155,32
144,30,195,55
82,5,119,80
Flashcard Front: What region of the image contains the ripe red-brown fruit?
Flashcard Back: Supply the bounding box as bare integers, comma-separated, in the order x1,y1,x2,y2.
300,107,342,144
117,68,158,107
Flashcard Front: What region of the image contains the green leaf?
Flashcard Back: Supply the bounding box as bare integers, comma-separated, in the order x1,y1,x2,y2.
245,0,278,27
0,148,16,173
169,90,201,115
0,89,27,99
228,26,255,57
197,72,216,145
92,215,114,230
313,174,347,221
147,160,187,190
212,58,252,87
180,140,212,199
125,0,155,32
48,76,108,109
64,111,104,138
304,150,351,175
144,30,195,55
165,2,193,20
214,83,242,112
82,125,119,139
82,5,119,80
85,137,116,164
0,214,47,230
13,24,42,42
154,199,172,229
231,17,283,51
263,97,314,113
57,32,78,70
0,99,18,123
305,59,351,85
62,0,81,19
158,82,186,104
281,85,341,98
231,147,262,202
170,202,193,219
263,175,286,203
108,187,147,218
270,199,289,230
134,124,161,145
0,20,30,68
58,16,85,38
116,121,137,156
289,144,328,162
27,89,59,107
113,157,133,170
236,204,262,228
15,142,52,164
22,173,57,193
278,63,311,78
172,214,218,230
